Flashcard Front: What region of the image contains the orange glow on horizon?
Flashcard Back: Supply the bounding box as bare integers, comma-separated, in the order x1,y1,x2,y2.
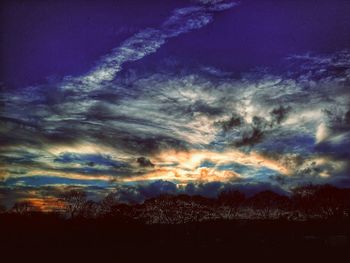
19,197,65,212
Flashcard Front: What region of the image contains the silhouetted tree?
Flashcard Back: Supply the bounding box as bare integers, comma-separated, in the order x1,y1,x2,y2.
218,190,245,219
343,188,350,218
99,192,118,216
60,190,87,218
291,185,318,219
0,204,6,214
173,195,215,223
109,203,134,223
142,195,178,224
140,194,217,224
12,201,36,215
80,200,99,218
248,191,289,219
292,184,350,219
312,185,347,219
4,185,349,223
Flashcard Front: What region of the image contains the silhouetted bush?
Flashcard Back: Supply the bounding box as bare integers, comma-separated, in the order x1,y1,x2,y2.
218,190,245,219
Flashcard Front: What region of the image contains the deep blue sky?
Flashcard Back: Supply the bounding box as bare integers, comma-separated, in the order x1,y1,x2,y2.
1,0,350,88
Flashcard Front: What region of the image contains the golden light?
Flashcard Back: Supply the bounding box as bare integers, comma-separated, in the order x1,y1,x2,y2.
121,149,290,183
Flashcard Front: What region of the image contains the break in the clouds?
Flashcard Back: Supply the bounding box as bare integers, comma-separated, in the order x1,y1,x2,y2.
0,0,349,207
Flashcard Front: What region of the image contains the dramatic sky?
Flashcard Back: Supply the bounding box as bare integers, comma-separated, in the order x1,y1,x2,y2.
1,0,350,208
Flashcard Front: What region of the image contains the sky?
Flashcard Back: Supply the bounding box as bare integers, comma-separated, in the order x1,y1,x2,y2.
0,0,350,208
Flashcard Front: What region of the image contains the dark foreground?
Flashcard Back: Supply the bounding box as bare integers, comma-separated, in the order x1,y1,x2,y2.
1,215,349,261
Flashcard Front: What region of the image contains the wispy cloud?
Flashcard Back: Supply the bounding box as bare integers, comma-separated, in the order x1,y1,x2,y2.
59,1,238,92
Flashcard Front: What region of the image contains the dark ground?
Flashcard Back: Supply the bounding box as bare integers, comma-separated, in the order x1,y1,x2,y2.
1,214,349,261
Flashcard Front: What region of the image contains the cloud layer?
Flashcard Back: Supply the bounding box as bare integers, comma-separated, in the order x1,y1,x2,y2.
0,1,349,207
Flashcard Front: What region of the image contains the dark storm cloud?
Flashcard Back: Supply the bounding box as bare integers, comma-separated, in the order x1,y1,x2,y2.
136,157,155,168
234,116,268,147
214,182,289,197
113,134,190,155
111,180,289,203
215,112,243,132
65,179,286,204
270,106,291,125
323,105,350,133
215,106,291,148
185,181,224,198
138,180,177,198
100,180,180,203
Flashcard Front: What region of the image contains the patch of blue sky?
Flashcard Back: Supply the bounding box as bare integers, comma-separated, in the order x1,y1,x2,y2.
213,162,282,180
253,167,282,181
0,152,39,164
315,139,350,159
199,160,216,168
56,166,130,177
157,162,179,167
54,153,126,168
217,162,257,175
257,135,315,154
5,176,110,187
208,137,231,149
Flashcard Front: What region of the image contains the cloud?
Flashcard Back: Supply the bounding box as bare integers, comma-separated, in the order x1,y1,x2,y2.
113,180,288,203
1,6,350,207
270,105,291,125
58,1,238,92
315,122,330,143
215,112,243,132
136,157,155,168
5,176,111,188
86,179,288,204
54,153,126,168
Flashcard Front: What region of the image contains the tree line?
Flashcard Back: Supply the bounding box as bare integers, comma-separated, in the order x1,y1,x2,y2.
1,184,350,223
